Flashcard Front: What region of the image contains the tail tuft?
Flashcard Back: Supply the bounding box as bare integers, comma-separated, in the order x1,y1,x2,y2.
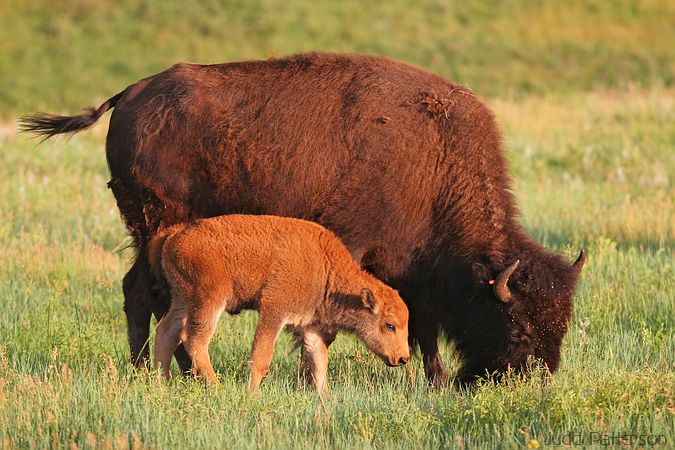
19,109,100,140
19,90,124,141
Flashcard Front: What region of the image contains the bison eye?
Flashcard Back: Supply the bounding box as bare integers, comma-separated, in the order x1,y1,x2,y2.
385,323,396,332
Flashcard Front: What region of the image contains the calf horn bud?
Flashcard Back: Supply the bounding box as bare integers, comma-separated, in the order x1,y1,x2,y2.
494,260,520,303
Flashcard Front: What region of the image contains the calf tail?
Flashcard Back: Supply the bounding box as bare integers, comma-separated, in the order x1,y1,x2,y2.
19,90,125,140
147,227,174,279
147,224,185,277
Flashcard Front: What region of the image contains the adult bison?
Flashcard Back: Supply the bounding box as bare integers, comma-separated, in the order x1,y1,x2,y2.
21,52,585,385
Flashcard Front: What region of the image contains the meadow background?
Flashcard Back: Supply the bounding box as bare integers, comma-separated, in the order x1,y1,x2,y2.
0,0,673,448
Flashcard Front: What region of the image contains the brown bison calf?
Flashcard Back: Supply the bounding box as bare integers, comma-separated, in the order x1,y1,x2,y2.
148,214,410,392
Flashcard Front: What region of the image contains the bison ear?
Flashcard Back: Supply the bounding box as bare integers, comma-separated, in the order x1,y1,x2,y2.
471,262,491,284
360,288,380,314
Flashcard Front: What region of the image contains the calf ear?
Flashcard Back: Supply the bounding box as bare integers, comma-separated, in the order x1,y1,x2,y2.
360,288,380,314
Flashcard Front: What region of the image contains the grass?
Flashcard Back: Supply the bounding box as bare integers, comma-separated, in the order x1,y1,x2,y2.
1,1,674,448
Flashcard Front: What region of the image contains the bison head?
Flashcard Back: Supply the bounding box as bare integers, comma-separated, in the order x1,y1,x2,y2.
455,250,586,385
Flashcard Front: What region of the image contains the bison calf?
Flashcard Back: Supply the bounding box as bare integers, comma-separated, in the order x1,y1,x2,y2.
148,214,410,392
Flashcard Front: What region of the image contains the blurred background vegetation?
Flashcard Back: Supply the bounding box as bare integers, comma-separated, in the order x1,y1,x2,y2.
1,0,674,117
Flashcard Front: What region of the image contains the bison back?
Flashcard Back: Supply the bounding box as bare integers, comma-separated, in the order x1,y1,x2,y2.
106,53,507,281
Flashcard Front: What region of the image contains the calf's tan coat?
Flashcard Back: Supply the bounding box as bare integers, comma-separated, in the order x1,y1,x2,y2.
148,215,410,392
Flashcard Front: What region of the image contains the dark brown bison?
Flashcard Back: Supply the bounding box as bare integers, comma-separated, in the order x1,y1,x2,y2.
21,52,585,385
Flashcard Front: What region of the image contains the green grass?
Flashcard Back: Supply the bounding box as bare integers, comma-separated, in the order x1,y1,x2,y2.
1,1,674,448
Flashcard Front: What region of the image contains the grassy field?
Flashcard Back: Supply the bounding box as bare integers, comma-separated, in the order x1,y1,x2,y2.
1,1,674,449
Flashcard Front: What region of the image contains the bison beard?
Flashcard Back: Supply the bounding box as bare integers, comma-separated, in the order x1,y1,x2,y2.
20,52,585,385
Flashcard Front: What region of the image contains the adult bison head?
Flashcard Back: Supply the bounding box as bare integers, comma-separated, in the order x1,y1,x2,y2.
454,250,586,385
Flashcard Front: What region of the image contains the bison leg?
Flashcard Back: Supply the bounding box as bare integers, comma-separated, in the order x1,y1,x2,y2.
124,257,193,373
410,319,448,387
123,259,153,369
403,288,449,386
421,337,448,387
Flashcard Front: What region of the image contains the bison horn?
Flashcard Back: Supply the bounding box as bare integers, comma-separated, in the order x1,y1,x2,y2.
493,260,520,303
572,249,586,276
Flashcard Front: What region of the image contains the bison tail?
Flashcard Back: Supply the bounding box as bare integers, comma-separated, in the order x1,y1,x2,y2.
18,90,125,140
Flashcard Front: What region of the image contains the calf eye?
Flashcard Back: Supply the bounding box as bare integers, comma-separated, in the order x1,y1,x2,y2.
385,323,396,332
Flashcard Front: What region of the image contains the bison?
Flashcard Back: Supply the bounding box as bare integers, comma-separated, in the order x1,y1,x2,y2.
149,214,410,392
21,52,585,385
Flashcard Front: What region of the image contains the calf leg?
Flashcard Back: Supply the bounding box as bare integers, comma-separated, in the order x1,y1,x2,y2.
154,299,188,379
148,292,193,375
124,257,193,373
183,302,224,385
248,313,284,391
299,331,335,394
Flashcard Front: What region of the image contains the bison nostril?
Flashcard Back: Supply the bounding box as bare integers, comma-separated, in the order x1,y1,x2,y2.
399,357,408,366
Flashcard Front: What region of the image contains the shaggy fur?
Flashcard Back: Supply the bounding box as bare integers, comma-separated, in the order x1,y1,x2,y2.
148,215,410,392
20,52,585,385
